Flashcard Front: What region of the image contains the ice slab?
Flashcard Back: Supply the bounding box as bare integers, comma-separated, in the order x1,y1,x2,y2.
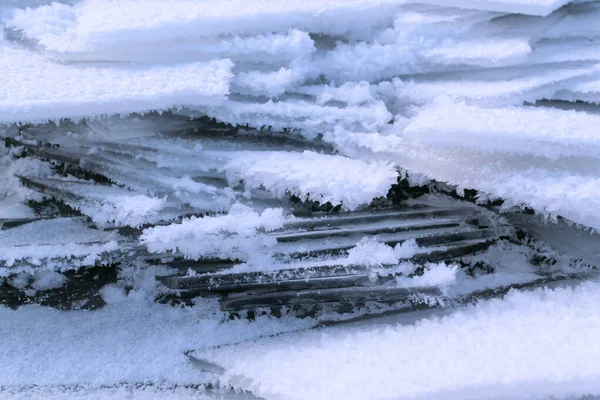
198,280,600,400
195,99,392,138
0,42,232,123
37,29,316,64
217,150,397,211
0,217,119,274
390,64,600,106
417,0,571,15
333,128,600,230
401,100,600,159
6,0,407,52
22,177,168,227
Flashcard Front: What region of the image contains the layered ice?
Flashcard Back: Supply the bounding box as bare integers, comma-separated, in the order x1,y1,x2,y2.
3,0,600,245
5,0,407,52
2,0,595,228
0,217,120,275
3,0,600,398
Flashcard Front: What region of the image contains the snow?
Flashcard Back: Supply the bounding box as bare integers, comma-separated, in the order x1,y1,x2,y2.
0,41,233,123
395,262,459,288
345,237,420,266
219,150,397,210
140,203,287,260
3,0,600,398
0,218,120,274
0,298,314,388
234,64,313,98
30,270,67,291
199,279,600,400
402,100,600,159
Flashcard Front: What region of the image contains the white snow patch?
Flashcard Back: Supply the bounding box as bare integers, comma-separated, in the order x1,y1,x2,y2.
201,279,600,400
0,43,233,123
30,270,67,291
346,237,420,266
220,150,397,210
140,203,287,260
0,300,314,387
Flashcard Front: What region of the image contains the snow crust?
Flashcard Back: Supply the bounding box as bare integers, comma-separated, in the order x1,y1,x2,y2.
201,279,600,400
0,41,232,123
219,150,397,210
0,298,314,388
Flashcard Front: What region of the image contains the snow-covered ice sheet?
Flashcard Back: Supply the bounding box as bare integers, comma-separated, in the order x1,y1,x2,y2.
218,150,397,210
401,100,600,159
0,40,232,123
5,0,406,52
332,125,600,230
4,0,600,397
199,279,600,400
0,298,314,388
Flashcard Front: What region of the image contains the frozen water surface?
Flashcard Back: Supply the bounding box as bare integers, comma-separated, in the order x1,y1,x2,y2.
3,0,600,398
